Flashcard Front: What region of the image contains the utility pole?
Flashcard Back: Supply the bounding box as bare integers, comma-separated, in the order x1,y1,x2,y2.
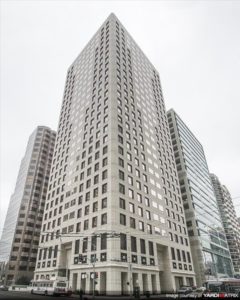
92,242,96,300
127,234,133,296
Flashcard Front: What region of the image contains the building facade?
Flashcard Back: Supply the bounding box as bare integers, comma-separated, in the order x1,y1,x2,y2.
210,174,240,274
0,126,56,285
167,109,233,286
34,14,195,295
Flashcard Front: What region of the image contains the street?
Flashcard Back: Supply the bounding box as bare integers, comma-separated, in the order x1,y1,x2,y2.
0,291,74,300
0,291,172,300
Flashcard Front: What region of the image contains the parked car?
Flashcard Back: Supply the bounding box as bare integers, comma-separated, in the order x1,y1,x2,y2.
0,285,8,291
177,286,193,295
185,287,206,298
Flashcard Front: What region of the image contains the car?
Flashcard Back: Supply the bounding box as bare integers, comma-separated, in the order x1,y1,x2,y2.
177,286,193,295
185,287,206,298
0,285,8,291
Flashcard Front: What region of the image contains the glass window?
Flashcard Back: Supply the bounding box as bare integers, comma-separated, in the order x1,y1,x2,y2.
120,214,126,225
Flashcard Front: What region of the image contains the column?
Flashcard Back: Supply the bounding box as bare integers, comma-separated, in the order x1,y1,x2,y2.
106,268,121,295
147,273,152,293
137,272,143,294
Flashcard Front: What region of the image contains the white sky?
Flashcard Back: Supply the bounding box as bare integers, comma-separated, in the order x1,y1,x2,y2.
1,0,240,235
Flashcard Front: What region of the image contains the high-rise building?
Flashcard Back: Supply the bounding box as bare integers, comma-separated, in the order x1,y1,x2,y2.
210,174,240,274
34,14,195,295
167,109,233,286
0,126,56,285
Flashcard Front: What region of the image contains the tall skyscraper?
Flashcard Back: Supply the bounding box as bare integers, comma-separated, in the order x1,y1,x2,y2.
0,126,56,285
34,14,195,295
210,174,240,274
167,109,233,286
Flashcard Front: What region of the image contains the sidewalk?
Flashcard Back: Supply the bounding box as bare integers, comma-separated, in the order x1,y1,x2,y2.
71,294,174,300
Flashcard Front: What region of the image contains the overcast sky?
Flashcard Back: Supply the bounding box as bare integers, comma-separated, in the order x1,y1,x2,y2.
1,0,240,235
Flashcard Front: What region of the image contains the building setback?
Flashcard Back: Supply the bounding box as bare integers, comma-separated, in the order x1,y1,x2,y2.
210,174,240,274
34,14,196,294
167,109,233,286
0,126,56,285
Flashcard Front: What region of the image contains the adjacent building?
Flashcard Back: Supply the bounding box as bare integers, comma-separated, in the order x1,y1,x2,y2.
0,126,56,285
210,174,240,274
167,109,233,286
34,14,196,295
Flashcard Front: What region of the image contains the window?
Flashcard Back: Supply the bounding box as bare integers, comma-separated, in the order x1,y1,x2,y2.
74,240,80,254
127,164,132,173
93,201,98,212
94,175,99,184
102,198,107,209
101,233,107,250
140,239,146,254
171,247,176,260
102,170,107,180
102,183,107,194
93,188,98,198
95,151,100,160
103,145,108,155
76,222,81,232
84,220,89,230
131,236,137,252
139,221,144,231
120,214,126,225
82,238,88,253
119,184,125,194
120,233,127,250
119,170,125,180
147,224,152,234
119,198,125,209
149,241,154,255
77,208,82,218
146,210,151,220
102,157,108,166
128,176,133,185
92,216,97,228
177,249,181,261
118,135,123,144
118,146,124,155
128,189,134,199
119,158,124,167
130,217,136,228
85,192,90,202
101,213,107,225
91,236,97,251
129,203,135,213
86,179,91,191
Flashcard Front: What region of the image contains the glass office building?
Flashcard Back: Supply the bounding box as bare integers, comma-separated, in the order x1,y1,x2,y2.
211,174,240,274
0,126,55,285
167,109,233,286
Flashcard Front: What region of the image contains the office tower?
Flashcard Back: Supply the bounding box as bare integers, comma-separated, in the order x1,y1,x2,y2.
210,174,240,274
167,109,233,286
34,14,195,295
0,126,56,285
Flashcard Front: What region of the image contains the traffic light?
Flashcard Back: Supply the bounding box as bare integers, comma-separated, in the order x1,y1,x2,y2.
95,272,99,279
79,254,83,263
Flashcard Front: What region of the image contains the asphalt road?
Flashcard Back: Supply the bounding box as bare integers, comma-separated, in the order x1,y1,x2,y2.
0,291,174,300
0,291,74,300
